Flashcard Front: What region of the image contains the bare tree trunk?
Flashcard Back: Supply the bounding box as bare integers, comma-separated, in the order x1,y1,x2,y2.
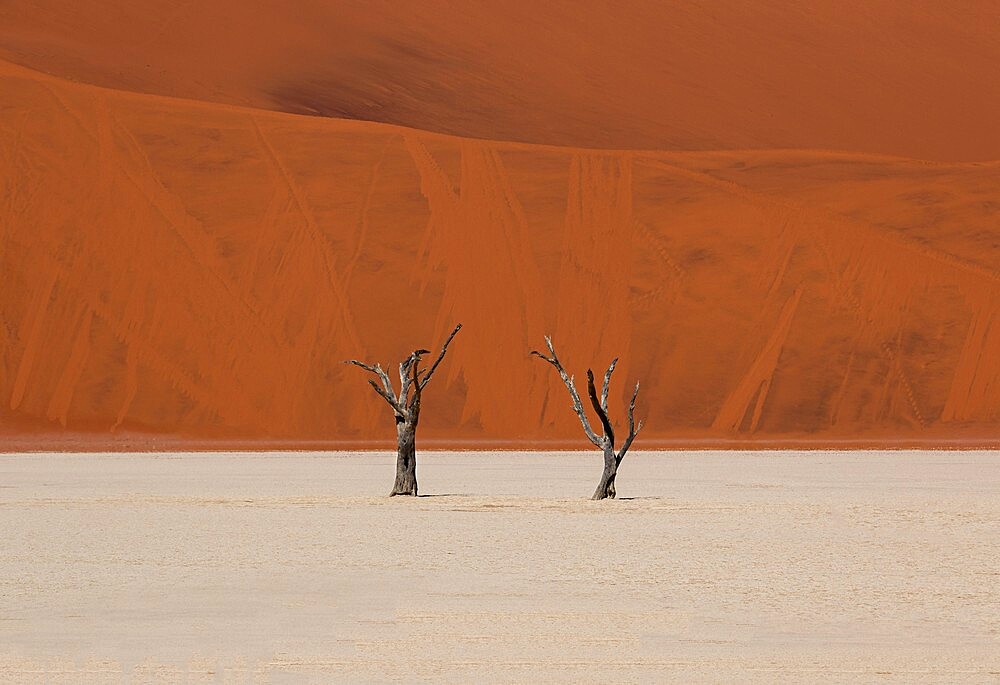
532,336,643,499
346,324,461,498
592,445,618,500
391,418,418,496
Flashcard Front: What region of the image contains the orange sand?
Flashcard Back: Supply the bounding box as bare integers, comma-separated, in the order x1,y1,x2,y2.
1,3,999,449
2,1,999,161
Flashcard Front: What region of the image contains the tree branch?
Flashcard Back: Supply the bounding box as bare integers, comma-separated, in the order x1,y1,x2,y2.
398,350,426,409
345,359,394,395
345,359,400,412
600,358,618,413
586,369,615,447
618,381,643,460
367,379,401,412
418,324,462,390
531,336,602,447
407,353,423,409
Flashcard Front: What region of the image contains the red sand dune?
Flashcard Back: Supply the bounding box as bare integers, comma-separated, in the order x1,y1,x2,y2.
2,0,1000,161
1,3,999,449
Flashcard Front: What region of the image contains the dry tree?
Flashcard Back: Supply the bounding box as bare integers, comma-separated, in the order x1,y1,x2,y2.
345,324,462,496
532,336,643,500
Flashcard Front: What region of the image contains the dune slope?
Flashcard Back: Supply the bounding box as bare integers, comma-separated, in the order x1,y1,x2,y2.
2,57,999,449
1,1,999,160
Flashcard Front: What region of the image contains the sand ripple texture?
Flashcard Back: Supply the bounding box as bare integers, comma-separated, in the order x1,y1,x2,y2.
3,53,1000,450
0,451,998,683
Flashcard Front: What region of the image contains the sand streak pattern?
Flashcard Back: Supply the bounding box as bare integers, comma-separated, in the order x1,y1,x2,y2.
3,57,1000,448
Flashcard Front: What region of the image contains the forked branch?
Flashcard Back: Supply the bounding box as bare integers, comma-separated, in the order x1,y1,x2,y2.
531,336,602,446
618,381,644,460
586,369,615,446
419,324,463,390
345,360,393,394
346,324,461,416
367,379,400,411
345,360,401,412
533,335,643,499
600,358,618,412
398,350,428,409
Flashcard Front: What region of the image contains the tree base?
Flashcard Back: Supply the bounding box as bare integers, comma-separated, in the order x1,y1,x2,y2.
389,484,418,497
592,467,617,500
392,422,418,497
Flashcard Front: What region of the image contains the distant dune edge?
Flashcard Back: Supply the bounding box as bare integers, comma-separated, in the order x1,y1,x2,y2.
1,1,999,160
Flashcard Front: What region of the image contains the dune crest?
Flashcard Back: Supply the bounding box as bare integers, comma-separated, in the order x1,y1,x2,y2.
1,1,1000,160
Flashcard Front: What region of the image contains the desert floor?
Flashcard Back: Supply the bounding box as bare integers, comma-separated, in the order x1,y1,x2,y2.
1,451,998,683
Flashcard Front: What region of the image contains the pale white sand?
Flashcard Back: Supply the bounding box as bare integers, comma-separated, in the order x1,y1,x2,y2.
0,450,998,683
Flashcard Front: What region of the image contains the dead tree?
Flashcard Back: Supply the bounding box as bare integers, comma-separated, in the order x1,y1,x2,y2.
346,324,462,496
532,336,643,500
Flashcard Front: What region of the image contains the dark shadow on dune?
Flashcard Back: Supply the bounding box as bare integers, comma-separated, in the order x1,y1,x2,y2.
267,39,469,133
618,496,668,501
417,493,468,498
